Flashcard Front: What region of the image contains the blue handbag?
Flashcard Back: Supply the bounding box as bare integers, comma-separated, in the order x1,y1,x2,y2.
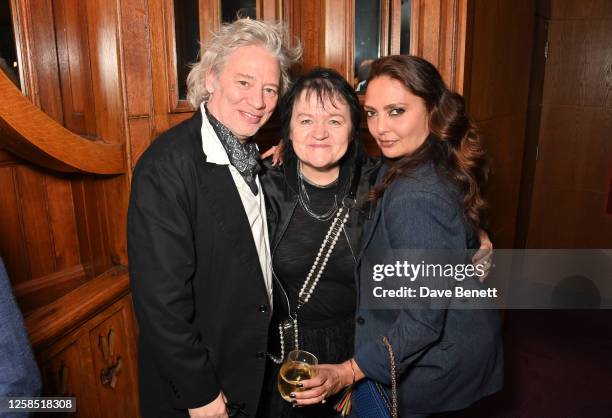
350,336,398,418
351,379,392,418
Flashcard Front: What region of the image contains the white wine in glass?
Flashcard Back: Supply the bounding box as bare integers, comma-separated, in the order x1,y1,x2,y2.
277,350,318,401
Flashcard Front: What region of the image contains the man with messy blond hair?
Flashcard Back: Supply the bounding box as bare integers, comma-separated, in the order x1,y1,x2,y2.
128,19,301,418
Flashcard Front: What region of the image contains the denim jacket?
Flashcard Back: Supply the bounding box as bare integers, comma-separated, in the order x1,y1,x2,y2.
354,162,503,414
0,257,41,405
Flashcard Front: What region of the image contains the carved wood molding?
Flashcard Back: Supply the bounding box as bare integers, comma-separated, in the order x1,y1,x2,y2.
0,71,125,174
25,267,130,349
46,360,71,397
99,328,123,389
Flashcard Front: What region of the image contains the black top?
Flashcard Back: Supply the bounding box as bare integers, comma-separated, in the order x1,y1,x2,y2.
272,180,356,327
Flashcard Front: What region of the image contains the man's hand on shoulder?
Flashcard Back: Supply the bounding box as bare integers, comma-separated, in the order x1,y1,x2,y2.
188,392,228,418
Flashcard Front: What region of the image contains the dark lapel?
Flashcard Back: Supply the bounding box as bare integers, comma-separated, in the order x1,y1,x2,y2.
354,160,390,296
200,162,269,296
193,111,269,301
354,197,382,300
356,162,389,264
356,197,383,264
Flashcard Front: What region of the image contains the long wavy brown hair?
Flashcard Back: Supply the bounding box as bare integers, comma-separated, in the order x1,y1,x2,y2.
366,55,490,232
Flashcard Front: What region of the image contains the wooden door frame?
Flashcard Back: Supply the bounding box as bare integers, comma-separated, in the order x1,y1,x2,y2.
318,0,473,93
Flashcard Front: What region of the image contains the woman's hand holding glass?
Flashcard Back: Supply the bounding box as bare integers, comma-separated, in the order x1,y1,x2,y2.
290,359,365,406
278,350,318,402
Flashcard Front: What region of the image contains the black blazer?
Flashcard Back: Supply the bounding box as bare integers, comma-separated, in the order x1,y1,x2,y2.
128,110,271,417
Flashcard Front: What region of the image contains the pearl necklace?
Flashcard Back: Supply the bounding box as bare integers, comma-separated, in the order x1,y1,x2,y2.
297,206,350,307
268,204,351,364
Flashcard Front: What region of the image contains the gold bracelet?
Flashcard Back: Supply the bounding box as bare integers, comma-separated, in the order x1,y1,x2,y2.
348,358,356,386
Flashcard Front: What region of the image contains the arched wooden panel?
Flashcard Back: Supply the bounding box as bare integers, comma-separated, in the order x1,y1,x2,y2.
0,72,125,174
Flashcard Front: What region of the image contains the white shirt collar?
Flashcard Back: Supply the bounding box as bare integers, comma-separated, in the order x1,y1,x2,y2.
199,103,260,166
200,103,231,166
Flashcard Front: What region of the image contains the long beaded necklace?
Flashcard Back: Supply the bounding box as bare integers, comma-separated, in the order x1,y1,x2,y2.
268,204,350,364
268,162,362,364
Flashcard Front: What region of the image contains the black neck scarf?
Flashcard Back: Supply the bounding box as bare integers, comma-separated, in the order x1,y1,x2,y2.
206,107,261,195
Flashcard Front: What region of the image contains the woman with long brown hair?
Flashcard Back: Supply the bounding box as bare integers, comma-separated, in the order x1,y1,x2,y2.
292,55,503,417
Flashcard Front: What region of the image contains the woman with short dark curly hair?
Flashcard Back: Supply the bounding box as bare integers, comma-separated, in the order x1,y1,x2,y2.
258,67,382,417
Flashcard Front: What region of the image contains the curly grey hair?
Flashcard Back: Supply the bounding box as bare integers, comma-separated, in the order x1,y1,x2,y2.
186,19,302,108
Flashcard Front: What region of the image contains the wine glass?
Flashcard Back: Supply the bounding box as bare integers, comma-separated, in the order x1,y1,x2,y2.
277,350,318,401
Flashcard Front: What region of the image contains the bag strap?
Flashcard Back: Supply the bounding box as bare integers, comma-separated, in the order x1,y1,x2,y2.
382,335,398,418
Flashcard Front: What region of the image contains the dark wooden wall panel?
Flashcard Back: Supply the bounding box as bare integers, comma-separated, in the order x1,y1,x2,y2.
86,0,125,146
469,0,535,121
544,19,612,108
0,163,31,282
527,189,612,248
148,0,173,135
536,106,611,193
524,0,612,248
53,0,98,137
15,165,56,279
128,117,153,170
121,0,153,118
549,0,612,18
285,0,324,74
479,114,529,247
101,177,129,266
467,0,536,247
71,179,95,279
120,0,154,173
86,179,112,277
24,0,63,122
411,0,471,93
514,12,548,248
323,0,353,81
412,0,443,63
0,151,90,311
45,175,82,270
527,106,612,248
